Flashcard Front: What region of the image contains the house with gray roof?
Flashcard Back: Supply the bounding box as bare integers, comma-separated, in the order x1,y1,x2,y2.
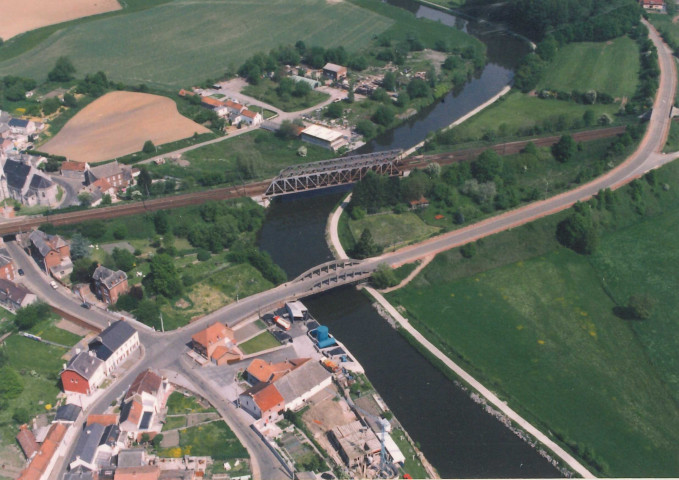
85,161,133,191
8,118,36,135
54,403,83,424
273,360,332,412
60,351,105,395
88,320,139,376
93,265,129,304
0,278,35,311
1,157,57,207
69,422,106,471
27,229,72,279
64,466,97,480
117,448,146,468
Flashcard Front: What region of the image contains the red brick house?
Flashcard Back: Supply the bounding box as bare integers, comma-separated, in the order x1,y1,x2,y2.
92,266,129,304
27,229,72,279
0,246,15,281
60,351,105,395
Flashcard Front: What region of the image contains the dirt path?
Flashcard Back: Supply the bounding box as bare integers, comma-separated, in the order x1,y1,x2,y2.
379,255,433,293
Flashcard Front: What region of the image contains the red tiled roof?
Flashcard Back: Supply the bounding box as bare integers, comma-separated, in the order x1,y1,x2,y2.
122,399,144,427
178,89,196,97
200,96,224,108
16,425,38,459
93,178,113,191
18,423,67,480
87,413,119,426
224,100,245,111
125,369,162,400
251,383,284,413
246,358,309,384
241,109,258,119
192,323,234,349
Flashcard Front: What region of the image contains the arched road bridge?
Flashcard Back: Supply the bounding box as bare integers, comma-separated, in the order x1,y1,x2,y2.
264,149,403,197
292,258,374,293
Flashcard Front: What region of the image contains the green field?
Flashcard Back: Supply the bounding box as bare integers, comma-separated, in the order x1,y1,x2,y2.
158,421,248,460
166,391,215,415
242,80,330,112
348,211,440,250
449,91,621,142
389,246,679,476
0,0,394,89
239,331,280,355
537,37,640,98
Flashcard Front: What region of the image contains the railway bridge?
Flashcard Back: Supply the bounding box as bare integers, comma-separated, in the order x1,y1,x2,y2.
264,149,403,197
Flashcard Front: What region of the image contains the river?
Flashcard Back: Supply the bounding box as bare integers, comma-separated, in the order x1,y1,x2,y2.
257,3,561,477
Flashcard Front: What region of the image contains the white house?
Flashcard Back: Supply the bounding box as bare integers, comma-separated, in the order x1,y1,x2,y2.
88,321,139,376
8,118,36,136
119,369,168,434
240,109,262,126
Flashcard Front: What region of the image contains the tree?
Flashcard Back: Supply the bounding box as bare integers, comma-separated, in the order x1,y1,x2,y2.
14,303,50,330
101,194,112,205
70,233,90,260
352,228,381,259
382,71,397,91
112,248,136,272
0,367,23,401
276,120,299,139
472,150,504,182
63,93,78,108
78,192,92,207
325,101,343,119
372,105,395,127
407,77,431,99
154,210,169,234
371,263,398,289
356,119,376,138
42,97,61,116
48,56,76,82
552,135,576,163
460,242,476,258
147,254,182,298
13,408,31,424
556,210,597,255
142,140,155,154
134,299,161,329
71,258,98,283
137,167,152,196
112,223,127,240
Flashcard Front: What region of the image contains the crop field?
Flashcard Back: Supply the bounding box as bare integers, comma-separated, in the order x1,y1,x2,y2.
41,91,210,163
0,0,121,40
0,0,394,89
537,37,640,98
388,246,679,476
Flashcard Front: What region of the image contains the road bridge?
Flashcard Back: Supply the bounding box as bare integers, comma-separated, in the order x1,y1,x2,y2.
293,259,373,293
264,149,403,197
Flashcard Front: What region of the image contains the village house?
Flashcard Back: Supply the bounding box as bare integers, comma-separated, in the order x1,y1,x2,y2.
0,278,37,310
60,161,89,180
0,246,16,281
88,320,140,376
84,161,133,191
92,265,129,304
26,229,72,279
8,118,36,136
54,404,83,425
63,467,97,480
273,360,332,411
640,0,664,10
114,465,161,480
200,96,228,117
2,158,58,207
16,425,39,460
245,358,309,385
238,382,285,424
191,322,242,365
69,422,122,471
323,63,348,81
225,100,246,117
239,109,263,126
17,422,68,480
329,420,381,469
60,351,105,395
120,369,168,435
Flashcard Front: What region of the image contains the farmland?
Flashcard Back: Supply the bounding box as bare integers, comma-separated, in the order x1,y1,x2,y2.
537,37,640,98
0,0,121,40
0,0,395,89
41,91,210,163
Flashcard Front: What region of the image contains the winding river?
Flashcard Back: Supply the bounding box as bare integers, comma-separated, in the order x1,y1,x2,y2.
258,3,562,477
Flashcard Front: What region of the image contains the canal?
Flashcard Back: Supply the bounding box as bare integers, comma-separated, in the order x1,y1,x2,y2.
258,3,561,477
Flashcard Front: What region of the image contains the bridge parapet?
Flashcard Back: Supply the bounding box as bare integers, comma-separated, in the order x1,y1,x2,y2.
294,259,365,283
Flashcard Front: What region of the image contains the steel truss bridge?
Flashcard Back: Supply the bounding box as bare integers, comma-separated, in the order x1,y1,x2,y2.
264,149,403,197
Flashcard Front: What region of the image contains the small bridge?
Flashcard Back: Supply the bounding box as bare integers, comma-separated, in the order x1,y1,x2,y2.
293,259,374,293
264,149,403,197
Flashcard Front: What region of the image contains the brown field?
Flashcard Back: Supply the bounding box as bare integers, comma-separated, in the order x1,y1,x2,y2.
42,91,210,163
0,0,122,40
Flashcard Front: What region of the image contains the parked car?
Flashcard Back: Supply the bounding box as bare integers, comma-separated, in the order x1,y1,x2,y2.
49,281,58,289
81,302,91,309
17,269,24,276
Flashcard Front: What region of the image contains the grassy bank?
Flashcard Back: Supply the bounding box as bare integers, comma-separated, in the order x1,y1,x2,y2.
386,159,679,476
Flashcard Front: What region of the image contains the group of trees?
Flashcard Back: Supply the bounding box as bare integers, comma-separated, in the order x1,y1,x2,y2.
1,75,37,101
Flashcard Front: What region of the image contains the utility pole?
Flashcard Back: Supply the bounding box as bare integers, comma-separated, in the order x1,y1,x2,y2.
160,312,164,332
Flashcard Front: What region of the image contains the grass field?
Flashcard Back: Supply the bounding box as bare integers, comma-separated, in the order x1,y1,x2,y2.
0,0,394,89
158,421,248,461
239,331,280,355
348,211,440,250
148,129,335,183
449,92,621,142
389,247,679,476
166,391,215,415
29,318,82,346
537,37,640,98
